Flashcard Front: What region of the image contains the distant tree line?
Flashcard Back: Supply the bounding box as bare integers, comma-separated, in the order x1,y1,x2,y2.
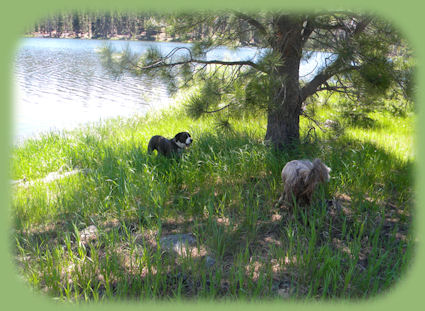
26,11,262,44
28,11,164,40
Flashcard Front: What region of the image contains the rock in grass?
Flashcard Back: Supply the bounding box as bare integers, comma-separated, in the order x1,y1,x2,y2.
205,255,216,268
79,225,98,245
159,233,196,254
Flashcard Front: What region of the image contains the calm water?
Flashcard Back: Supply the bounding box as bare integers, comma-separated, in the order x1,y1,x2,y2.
14,38,331,142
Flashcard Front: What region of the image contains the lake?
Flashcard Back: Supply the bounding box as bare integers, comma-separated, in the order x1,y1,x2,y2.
13,38,332,142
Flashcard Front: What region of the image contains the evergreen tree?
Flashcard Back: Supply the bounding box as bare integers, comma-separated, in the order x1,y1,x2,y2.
72,12,81,38
56,14,64,37
101,11,413,148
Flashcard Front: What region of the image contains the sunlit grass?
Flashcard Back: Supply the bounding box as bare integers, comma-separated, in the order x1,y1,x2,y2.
345,112,414,163
11,98,414,301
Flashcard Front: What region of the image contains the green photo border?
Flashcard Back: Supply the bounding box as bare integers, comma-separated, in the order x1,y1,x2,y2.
0,0,422,310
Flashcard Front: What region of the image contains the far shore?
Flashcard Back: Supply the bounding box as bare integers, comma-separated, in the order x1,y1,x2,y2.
25,31,260,47
26,31,185,42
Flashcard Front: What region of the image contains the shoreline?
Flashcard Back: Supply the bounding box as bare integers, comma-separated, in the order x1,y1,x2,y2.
24,32,259,47
26,33,186,43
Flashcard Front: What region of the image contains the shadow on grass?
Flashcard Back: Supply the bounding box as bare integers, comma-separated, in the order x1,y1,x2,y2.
12,128,414,300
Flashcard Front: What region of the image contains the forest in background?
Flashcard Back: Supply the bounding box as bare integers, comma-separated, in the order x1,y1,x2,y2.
26,11,261,44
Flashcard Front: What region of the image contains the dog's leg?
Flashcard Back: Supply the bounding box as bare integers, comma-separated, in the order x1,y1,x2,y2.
147,139,154,154
275,193,285,208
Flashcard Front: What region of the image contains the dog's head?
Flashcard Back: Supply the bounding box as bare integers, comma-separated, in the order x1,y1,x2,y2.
312,158,331,183
173,132,193,149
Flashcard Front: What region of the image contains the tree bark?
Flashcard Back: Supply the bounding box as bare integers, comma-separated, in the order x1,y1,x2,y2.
264,15,372,149
265,16,303,148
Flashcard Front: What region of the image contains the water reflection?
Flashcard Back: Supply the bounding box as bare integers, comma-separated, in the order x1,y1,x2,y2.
14,38,175,142
14,38,333,143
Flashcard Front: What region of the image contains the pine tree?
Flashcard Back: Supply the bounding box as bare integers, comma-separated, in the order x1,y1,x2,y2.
100,11,413,148
72,12,81,38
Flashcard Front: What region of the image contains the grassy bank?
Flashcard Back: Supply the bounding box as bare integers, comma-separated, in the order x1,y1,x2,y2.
11,101,414,302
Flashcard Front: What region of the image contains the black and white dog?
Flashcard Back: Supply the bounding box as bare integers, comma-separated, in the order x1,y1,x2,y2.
147,132,193,156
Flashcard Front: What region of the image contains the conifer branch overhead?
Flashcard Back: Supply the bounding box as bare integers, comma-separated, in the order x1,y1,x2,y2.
135,47,264,72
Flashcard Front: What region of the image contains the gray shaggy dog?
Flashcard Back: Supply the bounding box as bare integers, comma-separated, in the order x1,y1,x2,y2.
277,158,331,206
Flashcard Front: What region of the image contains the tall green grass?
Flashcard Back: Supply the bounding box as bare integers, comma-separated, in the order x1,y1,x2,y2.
11,101,414,301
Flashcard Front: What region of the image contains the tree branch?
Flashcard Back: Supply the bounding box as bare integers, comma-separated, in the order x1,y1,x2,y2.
203,104,231,114
140,58,263,71
301,17,316,46
300,17,372,101
137,46,264,72
232,11,269,39
301,111,327,132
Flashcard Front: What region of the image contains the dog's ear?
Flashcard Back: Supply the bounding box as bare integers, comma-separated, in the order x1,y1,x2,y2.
174,132,183,141
175,132,191,141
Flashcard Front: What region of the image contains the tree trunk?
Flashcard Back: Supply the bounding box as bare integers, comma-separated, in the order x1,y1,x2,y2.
265,89,301,148
265,17,303,149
